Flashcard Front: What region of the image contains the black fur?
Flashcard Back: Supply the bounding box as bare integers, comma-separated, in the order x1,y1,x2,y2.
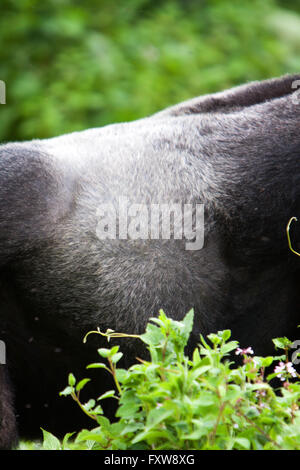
0,74,300,448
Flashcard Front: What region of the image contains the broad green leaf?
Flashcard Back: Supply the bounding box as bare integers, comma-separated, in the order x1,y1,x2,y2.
75,429,107,446
115,368,128,382
97,390,116,400
86,362,108,369
221,341,239,355
98,348,113,358
111,352,123,363
146,408,173,428
68,373,76,387
76,378,91,392
115,403,140,418
234,438,251,450
190,365,211,380
82,399,96,411
60,386,74,397
62,432,75,449
272,337,293,350
131,429,172,445
41,429,62,450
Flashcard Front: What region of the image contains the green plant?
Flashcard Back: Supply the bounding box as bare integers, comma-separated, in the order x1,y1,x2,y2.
287,217,300,257
41,309,300,450
2,0,300,143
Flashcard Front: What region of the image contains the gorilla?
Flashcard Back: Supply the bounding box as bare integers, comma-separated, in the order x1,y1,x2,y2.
0,74,300,449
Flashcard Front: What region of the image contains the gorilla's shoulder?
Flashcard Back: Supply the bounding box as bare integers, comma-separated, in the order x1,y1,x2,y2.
0,142,76,264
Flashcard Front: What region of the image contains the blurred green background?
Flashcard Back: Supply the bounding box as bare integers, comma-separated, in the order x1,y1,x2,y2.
1,0,300,142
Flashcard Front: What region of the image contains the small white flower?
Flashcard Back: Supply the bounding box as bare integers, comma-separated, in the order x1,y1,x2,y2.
274,361,297,381
286,362,297,378
259,402,269,409
255,389,266,397
274,361,285,380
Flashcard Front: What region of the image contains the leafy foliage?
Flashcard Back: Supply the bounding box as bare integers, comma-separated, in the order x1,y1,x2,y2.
40,309,300,450
1,0,300,142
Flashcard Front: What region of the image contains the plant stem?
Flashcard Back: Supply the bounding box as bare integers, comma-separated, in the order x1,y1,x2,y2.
209,401,226,445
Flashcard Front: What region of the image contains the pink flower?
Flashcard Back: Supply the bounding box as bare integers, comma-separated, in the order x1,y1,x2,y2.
235,347,254,356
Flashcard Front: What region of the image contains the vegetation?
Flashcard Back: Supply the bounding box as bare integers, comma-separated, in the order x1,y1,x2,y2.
37,310,300,450
1,0,300,142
